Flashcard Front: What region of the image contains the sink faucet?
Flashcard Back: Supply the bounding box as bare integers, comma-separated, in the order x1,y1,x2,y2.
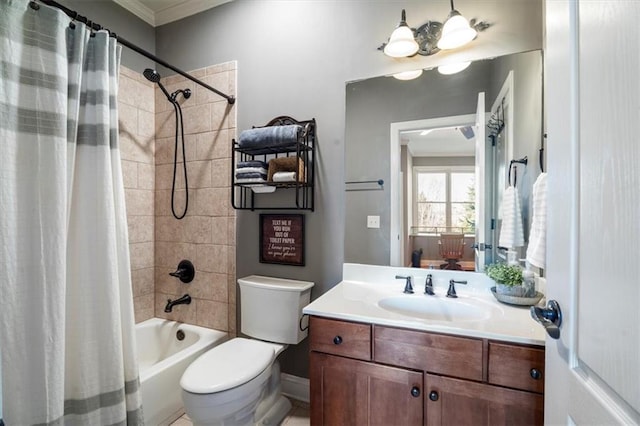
165,294,192,312
395,275,414,294
446,279,468,298
424,274,435,295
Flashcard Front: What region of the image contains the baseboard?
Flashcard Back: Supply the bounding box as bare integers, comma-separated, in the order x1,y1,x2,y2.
280,373,309,403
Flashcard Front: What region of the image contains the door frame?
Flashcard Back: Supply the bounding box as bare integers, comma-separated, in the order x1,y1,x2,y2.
390,113,478,267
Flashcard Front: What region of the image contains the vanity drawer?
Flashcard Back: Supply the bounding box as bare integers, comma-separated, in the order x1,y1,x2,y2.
309,316,372,361
488,342,545,393
374,325,483,381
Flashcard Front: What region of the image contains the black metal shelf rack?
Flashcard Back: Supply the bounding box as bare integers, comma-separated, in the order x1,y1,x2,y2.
231,116,315,211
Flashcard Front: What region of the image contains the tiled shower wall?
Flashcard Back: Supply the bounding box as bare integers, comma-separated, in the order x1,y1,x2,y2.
153,62,237,336
117,63,237,336
119,66,156,323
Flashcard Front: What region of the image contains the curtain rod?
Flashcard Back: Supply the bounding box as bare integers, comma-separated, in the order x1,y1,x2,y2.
35,0,236,105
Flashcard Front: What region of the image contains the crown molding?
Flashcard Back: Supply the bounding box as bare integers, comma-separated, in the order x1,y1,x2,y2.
113,0,233,27
113,0,156,27
155,0,232,26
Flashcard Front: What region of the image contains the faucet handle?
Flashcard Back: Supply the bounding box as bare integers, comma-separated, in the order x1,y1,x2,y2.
446,279,468,298
395,275,414,294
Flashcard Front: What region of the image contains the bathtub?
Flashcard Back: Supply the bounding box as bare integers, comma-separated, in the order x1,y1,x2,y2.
137,318,228,426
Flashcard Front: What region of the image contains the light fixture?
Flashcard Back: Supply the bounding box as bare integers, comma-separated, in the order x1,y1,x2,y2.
392,69,423,81
437,0,477,50
383,9,419,58
437,61,471,75
378,3,489,58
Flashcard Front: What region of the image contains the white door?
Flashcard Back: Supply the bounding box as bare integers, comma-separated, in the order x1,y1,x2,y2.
545,1,640,424
474,92,486,271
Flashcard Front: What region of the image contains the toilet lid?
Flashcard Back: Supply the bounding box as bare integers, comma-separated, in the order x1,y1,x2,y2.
181,338,276,394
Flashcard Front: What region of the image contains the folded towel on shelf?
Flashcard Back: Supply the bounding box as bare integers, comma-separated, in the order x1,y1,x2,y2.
237,160,268,169
526,172,548,269
234,166,267,175
238,125,302,150
235,171,267,180
498,185,525,249
267,156,305,182
272,171,297,182
236,177,268,184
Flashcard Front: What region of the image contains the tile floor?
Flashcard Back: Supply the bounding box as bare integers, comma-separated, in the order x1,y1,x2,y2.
169,398,310,426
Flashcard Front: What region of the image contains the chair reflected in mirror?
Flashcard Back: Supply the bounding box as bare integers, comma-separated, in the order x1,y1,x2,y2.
438,232,465,270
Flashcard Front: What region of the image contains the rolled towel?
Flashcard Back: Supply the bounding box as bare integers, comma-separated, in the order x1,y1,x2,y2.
267,156,305,182
272,171,297,182
238,125,301,150
235,171,267,180
234,166,267,175
237,160,268,169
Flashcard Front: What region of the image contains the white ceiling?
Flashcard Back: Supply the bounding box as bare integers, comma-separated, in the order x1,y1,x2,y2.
401,126,476,157
113,0,233,27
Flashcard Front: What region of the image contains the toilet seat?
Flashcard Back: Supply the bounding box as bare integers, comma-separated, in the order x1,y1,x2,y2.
180,338,277,394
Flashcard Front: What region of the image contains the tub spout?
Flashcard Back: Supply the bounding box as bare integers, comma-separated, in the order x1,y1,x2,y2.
165,294,191,313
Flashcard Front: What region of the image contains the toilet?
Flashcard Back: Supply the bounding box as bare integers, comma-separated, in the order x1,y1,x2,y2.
180,275,314,426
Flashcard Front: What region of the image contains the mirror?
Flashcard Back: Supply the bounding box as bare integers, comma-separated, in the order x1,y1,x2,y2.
344,50,543,270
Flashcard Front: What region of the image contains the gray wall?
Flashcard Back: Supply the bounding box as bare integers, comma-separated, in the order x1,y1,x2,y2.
156,0,543,378
57,0,155,71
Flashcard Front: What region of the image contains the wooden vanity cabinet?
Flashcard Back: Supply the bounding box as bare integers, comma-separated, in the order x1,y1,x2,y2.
310,352,423,426
309,316,545,426
425,374,544,425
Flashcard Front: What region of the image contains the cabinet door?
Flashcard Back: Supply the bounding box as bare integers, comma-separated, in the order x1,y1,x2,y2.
425,374,543,426
310,352,423,426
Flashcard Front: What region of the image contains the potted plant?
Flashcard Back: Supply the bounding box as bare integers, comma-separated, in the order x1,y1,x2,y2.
485,263,528,297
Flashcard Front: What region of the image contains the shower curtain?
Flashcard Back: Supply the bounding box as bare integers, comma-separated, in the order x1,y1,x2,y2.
0,1,143,424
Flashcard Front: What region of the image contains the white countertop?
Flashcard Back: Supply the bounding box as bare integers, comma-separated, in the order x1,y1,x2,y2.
303,263,546,346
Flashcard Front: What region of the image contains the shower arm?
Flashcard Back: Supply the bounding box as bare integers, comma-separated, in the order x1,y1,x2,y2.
36,0,236,105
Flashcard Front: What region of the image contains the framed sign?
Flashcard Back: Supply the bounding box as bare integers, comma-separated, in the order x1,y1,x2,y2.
259,214,305,266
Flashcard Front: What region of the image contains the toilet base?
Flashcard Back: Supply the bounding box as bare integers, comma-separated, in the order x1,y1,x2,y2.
255,394,291,426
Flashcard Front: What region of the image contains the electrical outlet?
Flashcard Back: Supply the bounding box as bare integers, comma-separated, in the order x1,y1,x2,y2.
367,215,380,229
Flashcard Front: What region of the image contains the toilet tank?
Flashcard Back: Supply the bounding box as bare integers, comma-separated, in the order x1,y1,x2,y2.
238,275,314,344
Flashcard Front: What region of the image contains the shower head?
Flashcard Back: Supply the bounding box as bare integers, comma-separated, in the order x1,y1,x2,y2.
142,68,173,103
142,68,161,83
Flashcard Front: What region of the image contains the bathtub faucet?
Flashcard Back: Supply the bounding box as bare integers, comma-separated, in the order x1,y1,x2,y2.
165,294,192,313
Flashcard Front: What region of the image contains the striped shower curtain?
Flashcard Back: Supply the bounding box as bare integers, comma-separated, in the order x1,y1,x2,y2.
0,1,143,424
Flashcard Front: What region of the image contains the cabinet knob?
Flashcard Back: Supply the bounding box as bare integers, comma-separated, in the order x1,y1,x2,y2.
530,368,542,380
333,335,343,345
410,386,421,398
429,391,439,401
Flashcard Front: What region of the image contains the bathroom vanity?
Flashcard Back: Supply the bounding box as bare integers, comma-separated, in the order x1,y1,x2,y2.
303,264,545,425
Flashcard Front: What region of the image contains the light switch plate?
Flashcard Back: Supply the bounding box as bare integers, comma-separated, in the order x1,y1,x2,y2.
367,215,380,229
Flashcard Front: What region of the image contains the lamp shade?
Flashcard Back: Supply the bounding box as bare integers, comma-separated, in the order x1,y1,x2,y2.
438,61,471,75
393,69,423,80
383,9,419,58
437,10,477,50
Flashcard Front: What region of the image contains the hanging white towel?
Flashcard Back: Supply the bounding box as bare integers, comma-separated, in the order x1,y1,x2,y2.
499,186,525,249
526,172,548,268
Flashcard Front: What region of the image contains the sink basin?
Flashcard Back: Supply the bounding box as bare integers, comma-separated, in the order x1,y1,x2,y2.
377,296,492,322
